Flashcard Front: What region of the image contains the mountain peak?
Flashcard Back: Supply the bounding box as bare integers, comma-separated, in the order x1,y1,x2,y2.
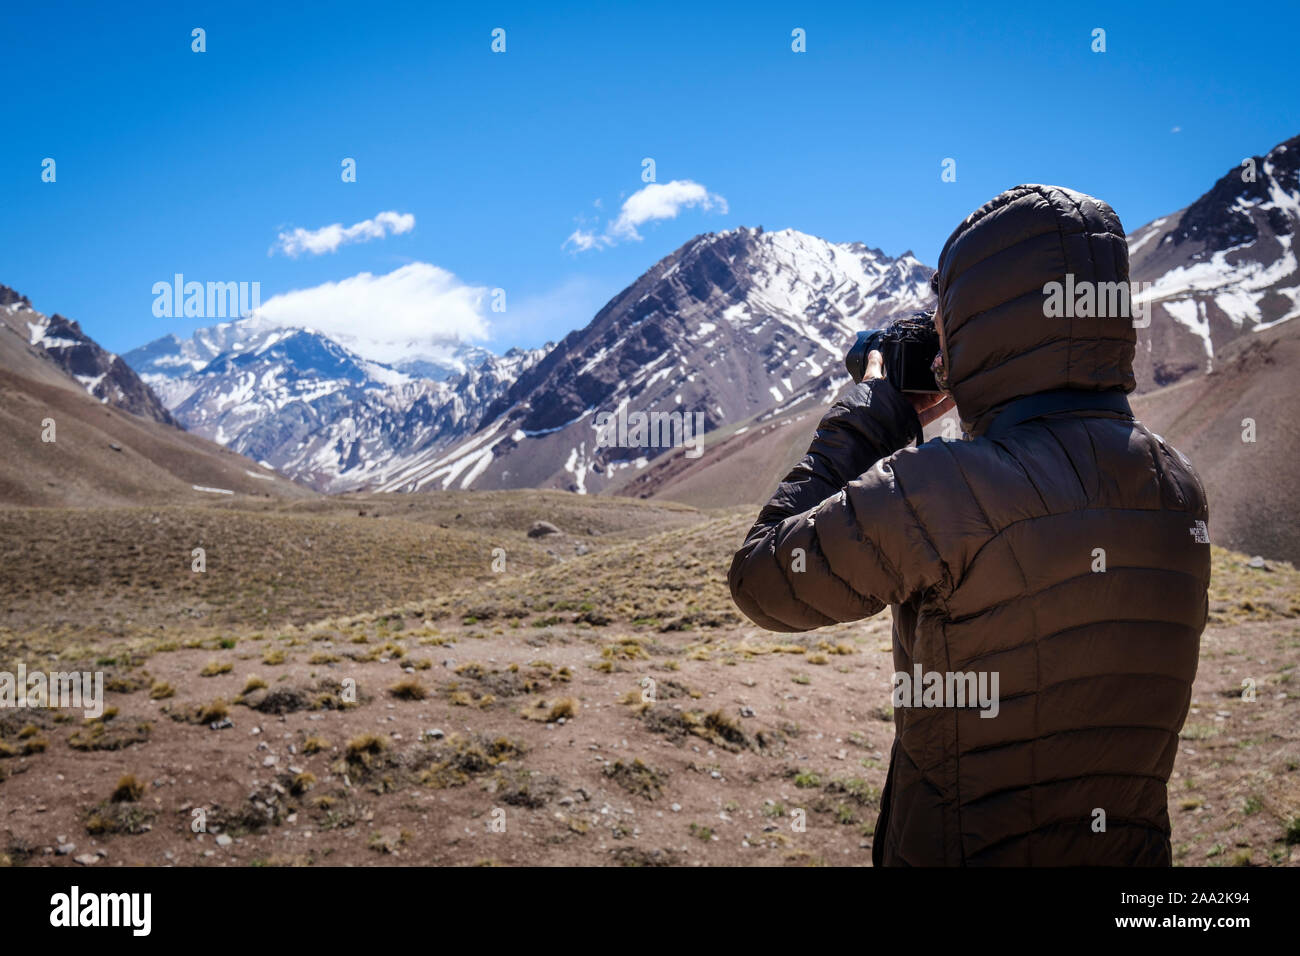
1,293,176,426
1166,133,1299,253
0,285,32,310
381,223,935,494
122,318,546,492
1126,130,1300,384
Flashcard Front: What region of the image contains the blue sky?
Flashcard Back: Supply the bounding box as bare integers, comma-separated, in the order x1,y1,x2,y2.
3,0,1297,359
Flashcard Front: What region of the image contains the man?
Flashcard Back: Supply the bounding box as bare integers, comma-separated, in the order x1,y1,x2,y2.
728,185,1210,866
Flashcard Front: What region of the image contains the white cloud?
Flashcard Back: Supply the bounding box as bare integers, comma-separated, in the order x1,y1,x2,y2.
610,181,727,239
564,228,606,252
272,210,416,257
565,180,727,251
251,262,490,365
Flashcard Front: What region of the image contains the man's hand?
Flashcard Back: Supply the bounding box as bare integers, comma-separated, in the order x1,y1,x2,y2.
865,349,956,428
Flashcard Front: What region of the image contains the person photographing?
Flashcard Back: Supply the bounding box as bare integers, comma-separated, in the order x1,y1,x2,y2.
729,185,1210,866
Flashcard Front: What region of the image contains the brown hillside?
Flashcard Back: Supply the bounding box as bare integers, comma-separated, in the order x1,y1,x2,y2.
1131,319,1300,563
0,311,312,507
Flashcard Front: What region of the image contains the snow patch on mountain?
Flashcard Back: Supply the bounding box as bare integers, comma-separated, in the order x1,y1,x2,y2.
1127,133,1300,383
125,316,548,491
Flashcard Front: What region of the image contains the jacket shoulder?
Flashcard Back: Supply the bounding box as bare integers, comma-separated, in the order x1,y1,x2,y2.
1144,428,1210,519
880,437,1027,577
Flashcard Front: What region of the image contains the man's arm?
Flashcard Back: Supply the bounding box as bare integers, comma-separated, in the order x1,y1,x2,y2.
727,377,945,632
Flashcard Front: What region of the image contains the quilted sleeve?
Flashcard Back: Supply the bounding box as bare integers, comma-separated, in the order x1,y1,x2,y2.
727,379,947,632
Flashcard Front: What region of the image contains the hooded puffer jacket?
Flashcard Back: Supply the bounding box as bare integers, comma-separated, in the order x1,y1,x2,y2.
729,185,1210,866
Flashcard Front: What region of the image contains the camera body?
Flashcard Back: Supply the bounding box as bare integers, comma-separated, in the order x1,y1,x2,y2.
845,310,942,392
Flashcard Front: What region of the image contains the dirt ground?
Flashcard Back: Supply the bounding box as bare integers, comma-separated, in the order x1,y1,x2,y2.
1,494,1297,867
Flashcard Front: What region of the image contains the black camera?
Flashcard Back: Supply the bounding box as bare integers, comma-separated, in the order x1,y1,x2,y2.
845,310,941,392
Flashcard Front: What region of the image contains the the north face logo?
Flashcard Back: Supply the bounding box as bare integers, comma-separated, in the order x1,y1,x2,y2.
1189,520,1209,544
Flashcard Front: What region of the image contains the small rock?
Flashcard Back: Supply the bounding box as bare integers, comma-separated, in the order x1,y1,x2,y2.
56,843,75,856
527,520,562,538
671,803,682,812
210,717,233,730
108,442,122,452
426,728,445,740
215,834,233,847
739,706,756,718
73,853,99,865
1247,555,1270,570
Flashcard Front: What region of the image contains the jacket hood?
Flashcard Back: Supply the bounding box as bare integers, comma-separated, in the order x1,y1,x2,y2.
934,184,1137,437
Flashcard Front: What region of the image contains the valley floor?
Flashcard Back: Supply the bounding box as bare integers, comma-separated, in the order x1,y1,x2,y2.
0,493,1296,867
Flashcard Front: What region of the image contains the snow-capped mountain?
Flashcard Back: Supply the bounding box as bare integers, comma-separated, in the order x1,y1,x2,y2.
113,132,1299,499
125,317,548,491
1128,132,1300,385
388,135,1300,497
125,319,491,396
377,226,935,493
1,285,176,425
390,344,496,382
